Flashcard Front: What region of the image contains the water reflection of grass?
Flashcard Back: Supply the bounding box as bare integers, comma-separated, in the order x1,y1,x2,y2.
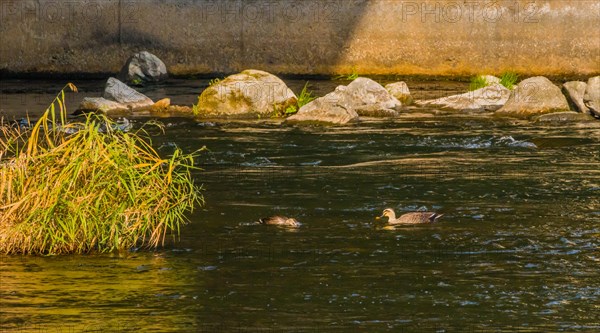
0,252,199,331
0,84,203,254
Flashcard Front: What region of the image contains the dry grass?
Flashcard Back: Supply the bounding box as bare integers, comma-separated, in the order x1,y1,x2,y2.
0,84,203,254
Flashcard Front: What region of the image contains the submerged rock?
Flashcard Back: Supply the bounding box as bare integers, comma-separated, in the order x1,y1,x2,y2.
496,76,570,118
344,78,402,116
385,81,413,105
286,87,359,125
534,111,594,123
583,76,600,118
118,51,168,85
194,69,297,117
562,81,589,114
418,84,510,112
151,98,171,112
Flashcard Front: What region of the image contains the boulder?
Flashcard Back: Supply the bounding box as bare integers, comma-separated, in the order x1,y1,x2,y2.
562,81,589,113
385,81,413,105
583,76,600,118
102,77,154,110
77,97,129,113
118,51,168,85
534,111,594,123
194,69,297,117
344,78,402,116
418,84,510,112
286,87,359,125
496,76,570,118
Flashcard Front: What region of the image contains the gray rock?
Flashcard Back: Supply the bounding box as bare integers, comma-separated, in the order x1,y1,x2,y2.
194,69,297,117
535,111,594,123
562,81,589,113
482,75,501,85
385,81,413,105
286,77,402,124
418,84,510,112
118,51,168,85
77,97,128,113
102,77,155,110
583,76,600,118
496,76,570,118
286,87,359,125
345,78,402,116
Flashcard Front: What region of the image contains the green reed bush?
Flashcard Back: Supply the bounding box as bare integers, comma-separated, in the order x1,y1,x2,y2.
0,84,203,254
469,75,489,91
499,71,519,90
284,82,317,115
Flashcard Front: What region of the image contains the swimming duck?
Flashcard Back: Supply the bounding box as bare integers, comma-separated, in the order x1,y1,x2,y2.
258,216,301,227
377,208,443,225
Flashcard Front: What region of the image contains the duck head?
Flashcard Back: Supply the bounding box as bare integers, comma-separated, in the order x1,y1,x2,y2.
283,218,302,227
376,208,396,221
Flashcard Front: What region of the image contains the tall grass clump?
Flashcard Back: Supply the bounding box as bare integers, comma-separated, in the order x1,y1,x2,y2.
500,71,519,90
284,82,317,115
469,75,489,91
0,84,203,255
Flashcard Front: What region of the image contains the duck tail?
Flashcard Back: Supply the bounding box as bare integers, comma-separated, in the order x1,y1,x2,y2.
430,213,444,223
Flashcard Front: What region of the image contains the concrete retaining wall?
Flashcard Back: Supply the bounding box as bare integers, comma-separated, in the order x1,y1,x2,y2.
0,0,598,76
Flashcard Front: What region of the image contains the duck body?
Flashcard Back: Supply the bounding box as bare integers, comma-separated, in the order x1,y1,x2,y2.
378,208,443,225
258,216,301,227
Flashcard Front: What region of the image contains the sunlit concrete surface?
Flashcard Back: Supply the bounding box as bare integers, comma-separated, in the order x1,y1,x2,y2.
0,0,598,76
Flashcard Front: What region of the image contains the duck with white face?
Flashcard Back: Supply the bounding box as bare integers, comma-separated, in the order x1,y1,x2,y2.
258,216,302,228
377,208,443,225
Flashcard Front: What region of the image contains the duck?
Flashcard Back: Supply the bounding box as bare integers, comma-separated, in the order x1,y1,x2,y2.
376,208,443,225
258,216,301,227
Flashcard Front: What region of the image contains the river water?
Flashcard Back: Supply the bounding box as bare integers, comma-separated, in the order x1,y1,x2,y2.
1,79,599,332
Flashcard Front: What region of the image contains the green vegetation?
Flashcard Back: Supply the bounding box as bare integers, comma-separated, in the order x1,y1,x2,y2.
500,71,519,90
131,77,143,86
0,84,203,255
333,66,360,81
469,72,520,91
469,75,489,91
284,82,317,115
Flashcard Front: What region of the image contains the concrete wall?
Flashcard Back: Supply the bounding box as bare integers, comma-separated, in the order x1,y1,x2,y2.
0,0,598,76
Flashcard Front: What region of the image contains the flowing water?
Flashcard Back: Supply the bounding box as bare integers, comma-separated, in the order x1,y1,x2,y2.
1,79,599,332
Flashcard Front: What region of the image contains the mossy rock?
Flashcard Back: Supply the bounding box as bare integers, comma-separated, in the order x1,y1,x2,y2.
194,69,297,117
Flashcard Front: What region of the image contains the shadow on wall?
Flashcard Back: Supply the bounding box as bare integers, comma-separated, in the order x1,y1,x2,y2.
0,0,369,74
118,0,371,74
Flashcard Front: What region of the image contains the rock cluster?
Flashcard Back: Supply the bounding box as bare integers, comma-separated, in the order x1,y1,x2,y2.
287,78,402,124
77,53,599,125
